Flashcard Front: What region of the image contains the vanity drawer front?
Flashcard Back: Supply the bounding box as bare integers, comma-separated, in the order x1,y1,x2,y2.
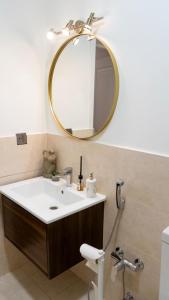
2,195,48,273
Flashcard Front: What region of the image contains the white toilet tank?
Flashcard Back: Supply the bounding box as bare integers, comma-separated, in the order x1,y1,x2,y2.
159,227,169,300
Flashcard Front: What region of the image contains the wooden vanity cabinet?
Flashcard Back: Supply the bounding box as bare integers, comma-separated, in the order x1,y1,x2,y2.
1,195,104,279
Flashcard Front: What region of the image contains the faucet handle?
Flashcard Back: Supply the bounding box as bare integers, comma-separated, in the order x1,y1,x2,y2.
63,167,73,174
113,247,124,260
133,258,144,272
111,247,124,266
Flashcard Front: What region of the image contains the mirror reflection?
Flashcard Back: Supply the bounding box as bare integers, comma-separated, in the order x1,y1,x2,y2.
50,35,119,139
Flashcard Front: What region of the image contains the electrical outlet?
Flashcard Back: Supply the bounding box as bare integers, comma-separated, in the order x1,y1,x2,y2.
16,133,27,145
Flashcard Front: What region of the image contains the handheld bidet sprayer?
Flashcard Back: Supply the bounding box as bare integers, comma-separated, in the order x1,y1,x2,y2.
80,180,126,300
116,180,125,210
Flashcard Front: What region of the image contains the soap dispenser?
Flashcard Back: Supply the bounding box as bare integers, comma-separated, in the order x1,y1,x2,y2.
86,173,96,198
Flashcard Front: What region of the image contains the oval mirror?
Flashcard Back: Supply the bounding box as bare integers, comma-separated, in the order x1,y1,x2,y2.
48,34,119,139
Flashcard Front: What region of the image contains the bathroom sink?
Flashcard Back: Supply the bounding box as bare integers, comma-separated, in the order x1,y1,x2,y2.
1,177,105,278
0,177,106,224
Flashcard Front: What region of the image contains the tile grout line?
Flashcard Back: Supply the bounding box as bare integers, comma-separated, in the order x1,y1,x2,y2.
0,169,42,180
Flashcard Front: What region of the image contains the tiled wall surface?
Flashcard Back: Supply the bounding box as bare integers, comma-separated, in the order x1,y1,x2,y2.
0,134,47,186
0,132,169,300
0,134,47,276
47,134,169,300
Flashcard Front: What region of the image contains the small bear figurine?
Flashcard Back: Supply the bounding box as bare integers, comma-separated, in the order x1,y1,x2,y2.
42,150,57,178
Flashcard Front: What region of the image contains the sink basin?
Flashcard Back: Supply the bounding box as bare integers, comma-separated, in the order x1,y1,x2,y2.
0,177,106,224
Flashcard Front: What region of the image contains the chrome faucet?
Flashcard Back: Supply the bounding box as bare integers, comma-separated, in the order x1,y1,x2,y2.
111,247,144,273
63,167,73,186
52,167,73,186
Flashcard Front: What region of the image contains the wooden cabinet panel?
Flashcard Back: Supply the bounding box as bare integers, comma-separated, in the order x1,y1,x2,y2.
47,203,104,278
2,195,104,279
2,196,48,273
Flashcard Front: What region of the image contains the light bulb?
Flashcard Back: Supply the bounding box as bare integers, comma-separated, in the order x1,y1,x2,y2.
73,38,79,46
46,29,55,40
62,20,74,36
62,28,70,36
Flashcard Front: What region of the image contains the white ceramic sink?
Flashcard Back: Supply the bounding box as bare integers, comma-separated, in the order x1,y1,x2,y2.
0,177,106,224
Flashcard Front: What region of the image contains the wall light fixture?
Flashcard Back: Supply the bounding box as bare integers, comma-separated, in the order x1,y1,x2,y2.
47,12,103,40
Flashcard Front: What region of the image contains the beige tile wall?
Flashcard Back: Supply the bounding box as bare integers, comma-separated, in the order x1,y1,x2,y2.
0,133,47,277
0,132,169,300
47,134,169,300
0,134,47,185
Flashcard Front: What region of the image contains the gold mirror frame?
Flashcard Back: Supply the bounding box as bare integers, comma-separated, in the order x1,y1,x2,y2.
48,33,119,140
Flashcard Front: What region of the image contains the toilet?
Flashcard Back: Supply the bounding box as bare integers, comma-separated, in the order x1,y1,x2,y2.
159,227,169,300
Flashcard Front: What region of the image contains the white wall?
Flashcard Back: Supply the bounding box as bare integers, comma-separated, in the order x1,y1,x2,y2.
0,0,47,136
1,0,169,156
46,0,169,157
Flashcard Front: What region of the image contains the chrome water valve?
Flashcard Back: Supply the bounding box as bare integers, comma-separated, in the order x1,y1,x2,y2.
111,247,144,273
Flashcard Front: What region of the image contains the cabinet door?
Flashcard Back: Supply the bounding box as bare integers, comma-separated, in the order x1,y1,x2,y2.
2,196,48,273
47,203,104,278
